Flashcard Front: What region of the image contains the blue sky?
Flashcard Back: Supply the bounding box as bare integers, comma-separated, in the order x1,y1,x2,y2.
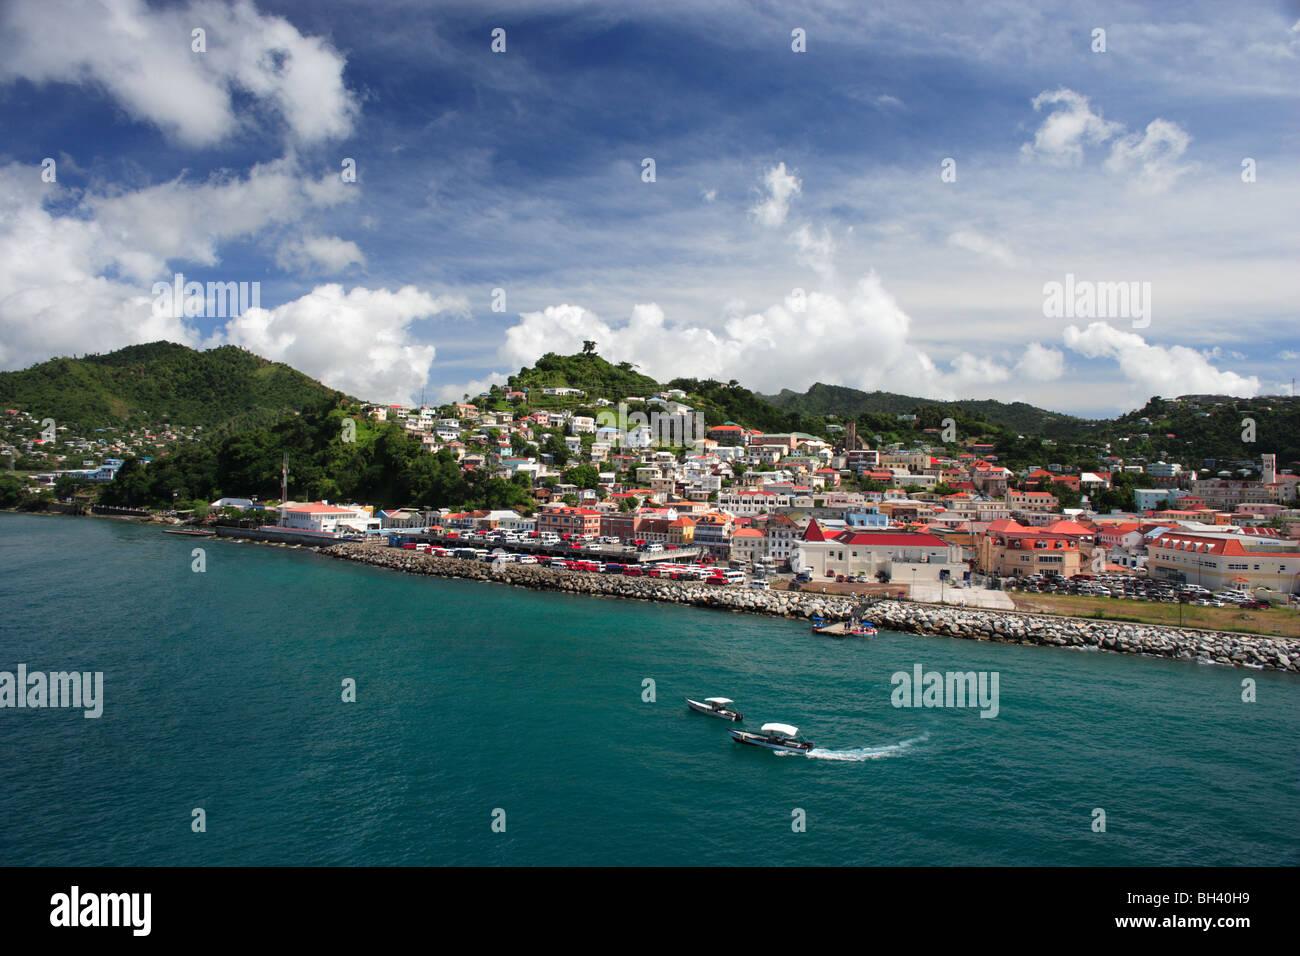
1,0,1297,416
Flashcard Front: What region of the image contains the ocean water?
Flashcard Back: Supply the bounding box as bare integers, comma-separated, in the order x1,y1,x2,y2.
1,512,1297,866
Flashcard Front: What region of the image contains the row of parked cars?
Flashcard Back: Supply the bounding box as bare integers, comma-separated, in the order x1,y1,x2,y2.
431,528,676,554
398,542,758,587
1007,574,1269,608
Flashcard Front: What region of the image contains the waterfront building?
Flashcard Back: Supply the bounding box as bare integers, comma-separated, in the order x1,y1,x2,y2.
976,519,1082,578
792,520,965,581
1147,531,1300,595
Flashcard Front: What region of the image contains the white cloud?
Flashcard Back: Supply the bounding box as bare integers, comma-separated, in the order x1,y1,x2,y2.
1014,343,1066,381
214,284,470,403
1063,321,1258,398
276,235,366,273
431,374,509,405
750,162,801,227
789,223,836,280
0,158,359,369
1105,118,1194,192
700,188,718,203
947,229,1022,268
86,158,356,283
497,273,1044,401
1021,89,1122,165
0,0,357,148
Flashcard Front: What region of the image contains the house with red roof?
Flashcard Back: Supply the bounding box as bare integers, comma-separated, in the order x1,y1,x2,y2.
1148,531,1300,594
536,506,602,537
977,519,1081,577
1006,489,1059,512
792,521,965,581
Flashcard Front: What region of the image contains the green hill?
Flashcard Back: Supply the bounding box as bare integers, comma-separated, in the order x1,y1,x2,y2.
508,351,662,400
762,382,1090,436
0,341,352,431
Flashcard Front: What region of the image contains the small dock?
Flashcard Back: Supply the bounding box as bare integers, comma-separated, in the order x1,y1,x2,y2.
162,528,216,537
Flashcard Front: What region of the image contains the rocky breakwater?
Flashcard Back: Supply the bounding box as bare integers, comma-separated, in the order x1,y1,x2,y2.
320,543,1300,673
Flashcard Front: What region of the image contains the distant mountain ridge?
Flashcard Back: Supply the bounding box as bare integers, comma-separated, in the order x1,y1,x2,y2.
761,382,1091,435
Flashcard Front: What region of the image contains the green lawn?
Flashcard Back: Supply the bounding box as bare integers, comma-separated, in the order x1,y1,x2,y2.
1009,592,1298,638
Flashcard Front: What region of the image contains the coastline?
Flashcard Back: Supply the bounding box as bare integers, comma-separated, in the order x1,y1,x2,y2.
300,540,1300,674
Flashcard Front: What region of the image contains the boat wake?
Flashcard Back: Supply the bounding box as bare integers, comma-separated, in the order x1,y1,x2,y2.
780,733,930,761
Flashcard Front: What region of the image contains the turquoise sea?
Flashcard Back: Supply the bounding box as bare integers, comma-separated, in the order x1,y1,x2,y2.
1,512,1297,866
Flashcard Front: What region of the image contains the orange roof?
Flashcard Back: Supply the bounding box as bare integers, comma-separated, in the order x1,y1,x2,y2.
283,502,357,514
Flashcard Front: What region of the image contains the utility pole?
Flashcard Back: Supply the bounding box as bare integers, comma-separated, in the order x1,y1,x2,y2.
281,453,289,525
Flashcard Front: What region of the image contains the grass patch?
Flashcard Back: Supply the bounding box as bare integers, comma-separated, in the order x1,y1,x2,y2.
1009,592,1298,638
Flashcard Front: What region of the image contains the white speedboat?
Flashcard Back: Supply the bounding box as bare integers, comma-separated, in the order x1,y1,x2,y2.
729,722,814,753
686,697,743,721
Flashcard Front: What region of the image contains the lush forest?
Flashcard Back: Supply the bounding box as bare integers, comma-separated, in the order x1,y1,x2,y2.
508,350,660,400
97,396,534,512
1090,396,1300,470
0,341,352,430
763,382,1090,436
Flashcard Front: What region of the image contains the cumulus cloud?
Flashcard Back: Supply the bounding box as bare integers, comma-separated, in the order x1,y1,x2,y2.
1063,321,1258,398
276,235,366,273
1021,89,1122,165
214,284,470,403
1014,342,1066,381
750,162,801,227
0,0,357,148
0,159,358,368
496,274,1045,400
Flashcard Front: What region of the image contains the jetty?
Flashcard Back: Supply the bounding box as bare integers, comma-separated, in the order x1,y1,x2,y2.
303,541,1298,673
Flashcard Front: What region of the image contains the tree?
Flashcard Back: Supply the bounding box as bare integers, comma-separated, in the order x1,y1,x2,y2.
0,473,24,507
582,340,597,355
562,464,600,489
53,475,89,499
541,432,570,466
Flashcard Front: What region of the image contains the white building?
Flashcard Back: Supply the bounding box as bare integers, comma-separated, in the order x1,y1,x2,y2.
280,502,380,534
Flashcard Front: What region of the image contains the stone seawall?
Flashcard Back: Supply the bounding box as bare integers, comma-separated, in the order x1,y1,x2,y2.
316,542,1299,673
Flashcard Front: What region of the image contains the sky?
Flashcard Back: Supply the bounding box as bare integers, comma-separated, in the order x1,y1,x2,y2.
1,0,1297,417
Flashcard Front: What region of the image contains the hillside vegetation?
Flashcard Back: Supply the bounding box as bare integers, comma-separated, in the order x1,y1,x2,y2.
0,341,351,432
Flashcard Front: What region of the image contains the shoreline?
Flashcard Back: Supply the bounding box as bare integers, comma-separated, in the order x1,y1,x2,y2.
305,540,1299,674
9,510,1295,673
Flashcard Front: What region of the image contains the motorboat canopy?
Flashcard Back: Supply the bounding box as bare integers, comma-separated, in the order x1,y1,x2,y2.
704,697,735,706
760,722,799,738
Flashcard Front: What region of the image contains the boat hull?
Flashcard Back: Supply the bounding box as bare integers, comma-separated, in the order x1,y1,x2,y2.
686,698,742,722
728,729,814,753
